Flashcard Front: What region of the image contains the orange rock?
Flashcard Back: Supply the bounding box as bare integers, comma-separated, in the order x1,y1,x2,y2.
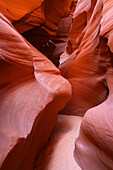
1,0,113,169
75,68,113,170
0,13,71,169
0,0,74,34
101,0,113,52
59,0,109,116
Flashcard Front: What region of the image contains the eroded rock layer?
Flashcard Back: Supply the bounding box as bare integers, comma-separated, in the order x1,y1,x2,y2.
0,13,71,169
73,0,113,170
59,0,109,116
0,0,74,34
1,0,113,170
75,69,113,170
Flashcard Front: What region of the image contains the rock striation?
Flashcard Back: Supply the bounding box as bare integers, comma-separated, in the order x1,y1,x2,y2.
1,0,113,170
75,68,113,170
74,0,113,169
0,12,71,169
59,0,109,116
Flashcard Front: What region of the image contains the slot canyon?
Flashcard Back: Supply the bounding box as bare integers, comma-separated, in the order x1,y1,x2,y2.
0,0,113,169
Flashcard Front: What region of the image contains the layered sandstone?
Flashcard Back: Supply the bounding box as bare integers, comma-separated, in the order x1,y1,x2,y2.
75,69,113,170
59,0,109,116
1,0,113,170
74,1,113,169
0,12,71,169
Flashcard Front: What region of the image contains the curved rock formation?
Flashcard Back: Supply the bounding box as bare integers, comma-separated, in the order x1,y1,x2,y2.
0,0,75,67
35,115,82,170
101,0,113,52
1,0,113,169
0,0,74,34
74,0,113,169
22,14,73,67
75,68,113,170
0,13,71,169
59,0,109,116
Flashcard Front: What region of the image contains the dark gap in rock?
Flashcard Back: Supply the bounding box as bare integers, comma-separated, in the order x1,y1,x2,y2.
22,26,64,67
22,15,73,67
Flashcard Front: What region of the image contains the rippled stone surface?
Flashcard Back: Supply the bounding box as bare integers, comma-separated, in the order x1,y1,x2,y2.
0,12,71,169
1,0,113,169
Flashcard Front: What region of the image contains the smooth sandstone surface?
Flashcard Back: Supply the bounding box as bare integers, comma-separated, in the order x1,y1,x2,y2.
75,69,113,170
1,0,113,169
101,0,113,52
34,115,82,170
59,0,109,116
73,0,113,170
0,0,74,34
59,0,113,169
0,13,71,169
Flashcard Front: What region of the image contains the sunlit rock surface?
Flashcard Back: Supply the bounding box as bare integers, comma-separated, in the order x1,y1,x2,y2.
1,0,113,170
0,0,74,34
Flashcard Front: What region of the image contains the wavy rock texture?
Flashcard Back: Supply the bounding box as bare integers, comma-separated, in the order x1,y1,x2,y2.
101,0,113,52
34,115,82,170
0,0,75,67
0,13,71,169
75,69,113,170
73,0,113,170
0,0,74,34
59,0,109,116
1,0,113,170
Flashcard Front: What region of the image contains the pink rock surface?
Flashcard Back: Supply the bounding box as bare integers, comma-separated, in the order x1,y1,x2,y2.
75,69,113,170
0,13,71,169
59,0,109,116
1,0,113,169
73,0,113,169
34,115,82,170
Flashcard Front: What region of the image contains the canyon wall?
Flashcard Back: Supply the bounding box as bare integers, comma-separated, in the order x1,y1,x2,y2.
0,0,113,170
0,4,72,169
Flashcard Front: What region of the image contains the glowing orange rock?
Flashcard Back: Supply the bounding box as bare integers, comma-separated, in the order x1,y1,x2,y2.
59,0,108,116
0,0,74,34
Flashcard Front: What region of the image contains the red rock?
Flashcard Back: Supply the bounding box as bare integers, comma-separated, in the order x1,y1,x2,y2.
101,0,113,52
35,115,82,170
75,69,113,170
22,15,72,67
1,0,113,169
0,13,71,169
59,0,108,116
73,0,113,169
0,0,74,34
